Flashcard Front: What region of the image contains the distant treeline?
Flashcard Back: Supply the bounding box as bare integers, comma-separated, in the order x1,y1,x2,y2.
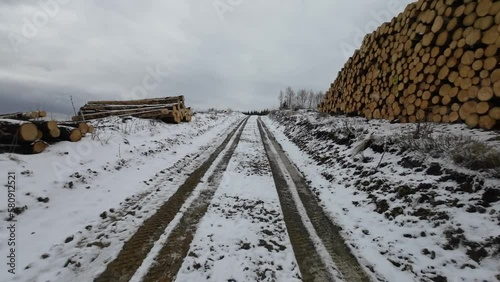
279,87,324,110
243,109,271,116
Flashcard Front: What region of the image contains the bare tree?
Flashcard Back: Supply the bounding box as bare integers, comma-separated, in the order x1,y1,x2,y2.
279,90,284,109
297,89,308,108
285,86,295,109
277,87,325,110
315,91,324,108
308,89,315,109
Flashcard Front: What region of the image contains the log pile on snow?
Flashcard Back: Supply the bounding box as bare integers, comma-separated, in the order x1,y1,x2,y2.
73,96,193,124
0,110,93,154
319,0,500,130
0,110,47,120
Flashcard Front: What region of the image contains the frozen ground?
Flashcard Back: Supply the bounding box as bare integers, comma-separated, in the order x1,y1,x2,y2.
263,112,500,282
0,112,243,282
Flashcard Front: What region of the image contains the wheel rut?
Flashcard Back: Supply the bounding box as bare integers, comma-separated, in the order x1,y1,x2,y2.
140,117,249,282
94,117,248,282
258,118,370,282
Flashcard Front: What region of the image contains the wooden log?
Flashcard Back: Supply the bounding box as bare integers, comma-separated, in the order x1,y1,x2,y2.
432,16,444,33
461,51,475,65
477,0,493,17
459,101,478,120
457,89,470,103
0,119,38,142
478,86,494,101
75,106,177,121
87,96,185,107
482,25,499,44
0,140,48,154
449,111,460,122
495,81,500,97
490,69,500,83
484,45,497,57
80,103,178,113
59,126,82,142
483,57,497,71
58,122,90,134
36,130,43,140
489,107,500,120
468,86,480,99
476,16,495,30
161,113,182,124
476,102,491,115
32,120,61,138
479,115,496,129
466,114,479,128
465,28,481,45
0,111,40,121
181,108,193,122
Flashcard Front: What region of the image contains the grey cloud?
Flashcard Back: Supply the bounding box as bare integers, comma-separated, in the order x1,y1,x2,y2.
0,0,414,113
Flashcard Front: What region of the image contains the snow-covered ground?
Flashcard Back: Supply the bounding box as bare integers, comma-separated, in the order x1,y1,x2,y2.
3,110,498,282
175,116,301,282
263,112,500,282
0,112,244,282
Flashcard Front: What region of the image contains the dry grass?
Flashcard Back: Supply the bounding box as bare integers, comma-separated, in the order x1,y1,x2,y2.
393,123,500,176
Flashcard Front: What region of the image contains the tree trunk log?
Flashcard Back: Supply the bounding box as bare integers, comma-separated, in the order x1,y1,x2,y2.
0,111,40,121
58,126,82,142
87,96,185,107
32,120,61,138
0,140,48,154
58,122,90,134
0,119,38,142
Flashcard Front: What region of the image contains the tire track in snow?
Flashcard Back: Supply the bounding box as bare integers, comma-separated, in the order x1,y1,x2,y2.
94,117,248,282
137,117,249,282
173,116,301,282
258,118,370,282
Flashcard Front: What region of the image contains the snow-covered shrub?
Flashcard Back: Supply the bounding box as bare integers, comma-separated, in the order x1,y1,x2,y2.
451,141,500,173
393,127,500,176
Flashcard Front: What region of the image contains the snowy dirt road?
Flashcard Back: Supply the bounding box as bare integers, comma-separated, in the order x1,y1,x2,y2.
1,114,371,282
91,116,369,282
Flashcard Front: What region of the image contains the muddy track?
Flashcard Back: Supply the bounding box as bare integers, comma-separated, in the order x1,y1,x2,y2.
141,117,249,282
258,118,370,282
94,117,248,282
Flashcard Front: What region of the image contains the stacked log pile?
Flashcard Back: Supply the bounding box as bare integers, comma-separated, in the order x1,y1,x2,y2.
73,96,192,124
319,0,500,130
0,110,93,154
0,111,47,120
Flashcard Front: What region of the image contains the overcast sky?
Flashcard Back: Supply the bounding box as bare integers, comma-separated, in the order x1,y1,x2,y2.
0,0,414,114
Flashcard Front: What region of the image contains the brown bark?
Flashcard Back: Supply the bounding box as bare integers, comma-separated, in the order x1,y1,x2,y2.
0,119,38,142
59,126,82,142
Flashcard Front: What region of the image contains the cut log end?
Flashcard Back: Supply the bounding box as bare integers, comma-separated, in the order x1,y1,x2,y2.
19,123,38,142
59,126,82,142
31,140,49,154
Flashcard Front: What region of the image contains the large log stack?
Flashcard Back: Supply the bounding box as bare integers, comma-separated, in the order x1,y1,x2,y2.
319,0,500,130
0,110,92,154
73,96,192,124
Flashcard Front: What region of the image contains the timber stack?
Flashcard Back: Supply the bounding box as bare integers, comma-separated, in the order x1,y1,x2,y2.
73,96,193,124
0,110,93,155
319,0,500,130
